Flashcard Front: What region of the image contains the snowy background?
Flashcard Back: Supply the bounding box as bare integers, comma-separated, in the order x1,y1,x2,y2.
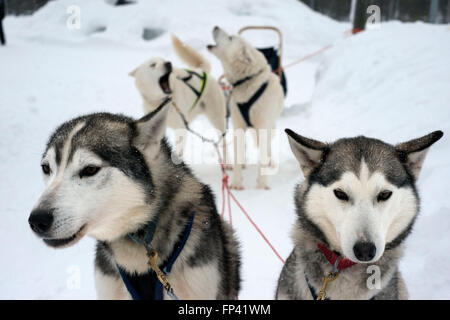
0,0,449,299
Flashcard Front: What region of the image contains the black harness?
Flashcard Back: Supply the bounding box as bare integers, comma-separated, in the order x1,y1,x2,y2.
231,69,264,87
231,69,268,127
236,81,268,127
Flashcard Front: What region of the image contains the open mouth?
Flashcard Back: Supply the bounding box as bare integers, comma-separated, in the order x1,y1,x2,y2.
43,224,86,248
159,70,172,94
159,72,171,94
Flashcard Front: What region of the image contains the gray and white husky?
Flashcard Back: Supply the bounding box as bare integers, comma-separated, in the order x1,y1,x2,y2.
276,129,443,300
28,100,241,299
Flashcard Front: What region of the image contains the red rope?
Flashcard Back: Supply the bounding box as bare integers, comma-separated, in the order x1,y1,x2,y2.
228,190,285,264
227,181,232,226
272,28,358,75
274,43,333,74
215,147,285,265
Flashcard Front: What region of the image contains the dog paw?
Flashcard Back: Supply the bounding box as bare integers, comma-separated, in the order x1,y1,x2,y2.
224,164,233,171
257,184,270,190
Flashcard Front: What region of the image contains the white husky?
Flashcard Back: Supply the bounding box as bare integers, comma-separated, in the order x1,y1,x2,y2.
207,26,284,190
130,35,228,159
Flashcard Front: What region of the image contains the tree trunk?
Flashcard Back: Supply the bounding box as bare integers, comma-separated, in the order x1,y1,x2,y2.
429,0,439,23
447,0,450,23
353,0,367,33
0,0,5,45
350,0,357,22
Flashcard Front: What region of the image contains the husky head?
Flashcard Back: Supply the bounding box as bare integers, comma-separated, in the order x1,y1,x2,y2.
28,101,171,248
207,26,269,78
286,129,443,264
129,57,173,102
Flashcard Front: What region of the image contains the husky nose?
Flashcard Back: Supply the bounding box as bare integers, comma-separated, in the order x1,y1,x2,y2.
29,209,54,235
353,242,376,262
164,61,172,71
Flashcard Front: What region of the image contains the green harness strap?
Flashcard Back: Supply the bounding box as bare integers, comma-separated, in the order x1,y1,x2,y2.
179,69,208,112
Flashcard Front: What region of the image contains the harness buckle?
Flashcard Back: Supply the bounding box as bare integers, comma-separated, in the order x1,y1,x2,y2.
317,271,339,300
146,249,177,299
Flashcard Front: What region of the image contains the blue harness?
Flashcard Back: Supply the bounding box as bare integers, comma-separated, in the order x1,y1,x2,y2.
117,214,195,300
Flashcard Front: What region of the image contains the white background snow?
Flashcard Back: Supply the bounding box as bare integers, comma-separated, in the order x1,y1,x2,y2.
0,0,449,299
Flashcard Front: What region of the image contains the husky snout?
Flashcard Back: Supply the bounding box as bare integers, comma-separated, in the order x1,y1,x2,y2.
353,241,377,262
29,208,54,236
340,210,385,263
164,61,172,72
210,26,228,46
212,26,220,39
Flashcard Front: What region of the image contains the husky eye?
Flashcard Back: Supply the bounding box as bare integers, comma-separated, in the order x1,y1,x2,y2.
41,164,51,175
150,63,156,68
377,190,392,202
79,166,101,178
334,189,349,201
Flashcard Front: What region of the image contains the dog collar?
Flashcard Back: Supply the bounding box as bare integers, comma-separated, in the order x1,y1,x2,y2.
317,243,356,271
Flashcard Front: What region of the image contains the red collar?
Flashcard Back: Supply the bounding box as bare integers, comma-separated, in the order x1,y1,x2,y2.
317,243,356,270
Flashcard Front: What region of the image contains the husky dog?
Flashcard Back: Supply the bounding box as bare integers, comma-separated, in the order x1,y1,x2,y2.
28,101,241,300
276,129,443,300
130,35,227,159
207,26,284,190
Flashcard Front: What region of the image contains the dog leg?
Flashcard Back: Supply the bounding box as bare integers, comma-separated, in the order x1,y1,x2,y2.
222,138,233,171
231,129,245,190
256,129,270,190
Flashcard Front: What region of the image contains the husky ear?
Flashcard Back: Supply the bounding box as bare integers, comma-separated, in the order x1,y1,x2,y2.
133,98,171,152
129,67,138,77
285,129,327,177
396,130,443,180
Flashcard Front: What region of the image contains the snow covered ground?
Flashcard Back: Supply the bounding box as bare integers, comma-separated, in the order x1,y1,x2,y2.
0,0,449,299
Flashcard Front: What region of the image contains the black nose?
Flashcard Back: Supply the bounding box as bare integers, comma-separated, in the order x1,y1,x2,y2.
29,209,54,235
353,242,376,261
164,61,172,71
213,26,219,32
